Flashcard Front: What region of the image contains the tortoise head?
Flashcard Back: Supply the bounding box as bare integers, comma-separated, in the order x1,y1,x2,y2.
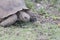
19,11,30,22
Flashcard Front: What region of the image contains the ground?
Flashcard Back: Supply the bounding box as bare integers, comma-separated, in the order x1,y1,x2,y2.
0,0,60,40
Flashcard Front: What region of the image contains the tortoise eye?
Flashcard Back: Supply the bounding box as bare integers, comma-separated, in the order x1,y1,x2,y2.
24,17,27,19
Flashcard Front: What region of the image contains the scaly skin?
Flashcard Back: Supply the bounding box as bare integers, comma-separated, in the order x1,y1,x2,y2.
0,14,17,27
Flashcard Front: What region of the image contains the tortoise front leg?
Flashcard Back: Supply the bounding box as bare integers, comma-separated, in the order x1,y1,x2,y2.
0,14,17,27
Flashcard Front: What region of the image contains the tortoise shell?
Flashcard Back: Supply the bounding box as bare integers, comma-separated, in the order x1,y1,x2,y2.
0,0,28,19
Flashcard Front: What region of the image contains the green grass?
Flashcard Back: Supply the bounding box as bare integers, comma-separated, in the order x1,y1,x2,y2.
0,24,38,40
0,22,60,40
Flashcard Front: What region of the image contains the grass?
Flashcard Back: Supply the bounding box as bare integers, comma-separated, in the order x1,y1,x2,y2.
0,22,60,40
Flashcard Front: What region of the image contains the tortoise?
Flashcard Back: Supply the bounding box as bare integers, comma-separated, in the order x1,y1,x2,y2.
0,0,37,27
